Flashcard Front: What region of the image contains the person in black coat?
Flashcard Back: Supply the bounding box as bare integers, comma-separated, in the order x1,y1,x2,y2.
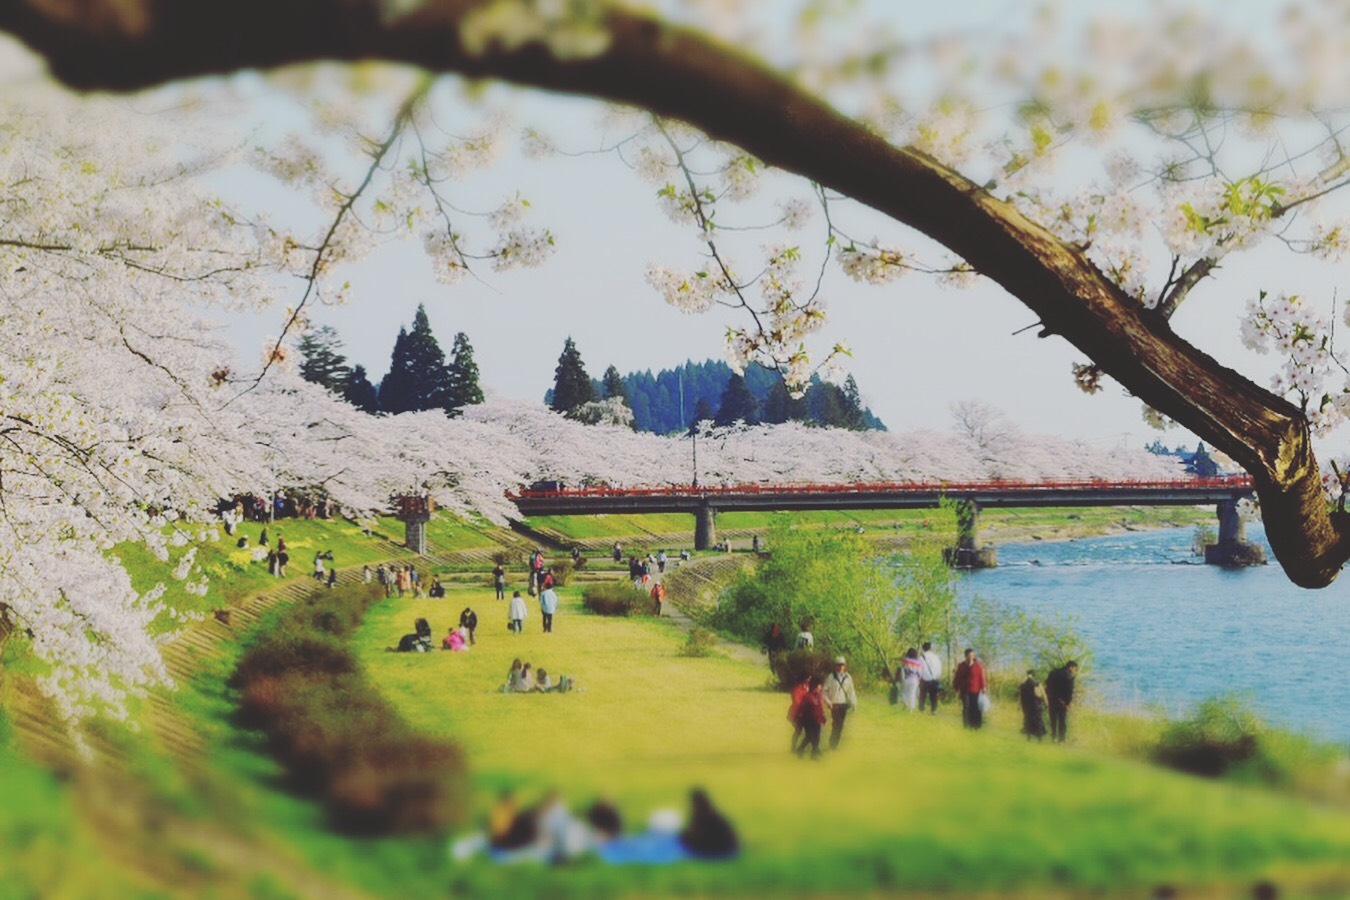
459,607,479,645
679,789,739,859
1045,661,1079,743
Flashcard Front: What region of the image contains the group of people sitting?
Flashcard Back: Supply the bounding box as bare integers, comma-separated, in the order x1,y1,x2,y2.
388,610,479,653
451,787,738,866
501,658,572,693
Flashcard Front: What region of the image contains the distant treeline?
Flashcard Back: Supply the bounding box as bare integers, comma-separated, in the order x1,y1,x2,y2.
548,359,886,434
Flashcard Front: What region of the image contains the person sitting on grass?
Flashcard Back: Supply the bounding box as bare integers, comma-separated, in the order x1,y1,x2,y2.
678,789,740,860
391,617,433,652
517,662,536,692
501,659,522,691
442,627,468,651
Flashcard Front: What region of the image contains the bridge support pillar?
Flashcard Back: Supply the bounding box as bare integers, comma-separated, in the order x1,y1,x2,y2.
694,503,718,551
944,499,997,569
1204,499,1265,568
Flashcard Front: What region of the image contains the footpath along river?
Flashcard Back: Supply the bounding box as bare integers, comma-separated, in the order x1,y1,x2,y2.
956,525,1350,743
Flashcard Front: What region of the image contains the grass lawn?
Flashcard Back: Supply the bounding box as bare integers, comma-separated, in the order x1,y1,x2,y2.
356,582,1350,898
527,506,1215,548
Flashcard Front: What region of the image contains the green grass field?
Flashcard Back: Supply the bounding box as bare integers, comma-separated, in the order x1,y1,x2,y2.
527,506,1213,548
4,509,1346,899
353,582,1350,898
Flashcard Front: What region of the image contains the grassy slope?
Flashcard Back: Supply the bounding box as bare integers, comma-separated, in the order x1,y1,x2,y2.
356,583,1350,897
3,509,1341,898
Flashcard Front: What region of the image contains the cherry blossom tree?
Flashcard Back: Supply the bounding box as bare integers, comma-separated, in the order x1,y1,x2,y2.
0,1,1342,585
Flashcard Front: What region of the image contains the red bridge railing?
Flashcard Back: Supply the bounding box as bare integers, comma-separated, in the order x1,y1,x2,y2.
508,474,1254,501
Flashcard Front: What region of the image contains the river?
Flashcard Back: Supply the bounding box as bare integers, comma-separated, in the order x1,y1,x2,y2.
956,524,1350,744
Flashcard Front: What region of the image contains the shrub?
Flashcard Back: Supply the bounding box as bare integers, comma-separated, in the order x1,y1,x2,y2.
1154,696,1268,779
680,626,719,658
582,580,647,616
769,648,837,691
492,549,524,567
550,558,575,586
231,582,467,835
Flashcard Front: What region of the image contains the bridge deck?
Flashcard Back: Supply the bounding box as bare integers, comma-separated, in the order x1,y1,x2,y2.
509,476,1255,516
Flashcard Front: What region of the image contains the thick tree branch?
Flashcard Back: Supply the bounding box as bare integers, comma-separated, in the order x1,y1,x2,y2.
3,0,1347,585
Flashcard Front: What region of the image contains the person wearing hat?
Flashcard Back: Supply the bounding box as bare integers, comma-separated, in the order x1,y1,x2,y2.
1045,661,1079,743
821,656,859,750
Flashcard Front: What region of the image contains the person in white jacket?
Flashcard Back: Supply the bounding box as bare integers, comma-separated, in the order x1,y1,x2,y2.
821,656,859,750
508,590,528,634
918,642,944,714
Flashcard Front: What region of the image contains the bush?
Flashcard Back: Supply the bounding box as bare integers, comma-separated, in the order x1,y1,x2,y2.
582,580,648,617
492,549,525,567
1153,696,1268,779
680,626,719,658
550,558,575,586
232,582,467,835
768,648,837,691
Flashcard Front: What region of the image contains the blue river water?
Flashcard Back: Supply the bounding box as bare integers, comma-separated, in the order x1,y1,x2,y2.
955,525,1350,744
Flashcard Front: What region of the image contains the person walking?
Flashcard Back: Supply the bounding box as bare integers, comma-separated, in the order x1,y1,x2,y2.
508,590,528,634
918,641,943,714
459,607,479,645
786,672,811,753
899,647,923,711
493,563,506,600
793,676,827,759
539,584,558,633
1019,670,1048,741
822,656,859,750
953,648,987,730
1045,661,1079,743
650,581,667,616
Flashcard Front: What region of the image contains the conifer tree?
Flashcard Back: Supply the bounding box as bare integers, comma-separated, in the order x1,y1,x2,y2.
762,377,808,425
601,364,628,402
550,336,595,414
714,372,759,426
446,331,484,415
343,364,379,414
378,327,414,413
378,304,453,414
297,324,351,394
691,397,714,426
841,375,868,431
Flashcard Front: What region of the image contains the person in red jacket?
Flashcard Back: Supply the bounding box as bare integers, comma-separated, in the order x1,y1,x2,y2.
786,672,811,753
792,676,827,759
953,647,987,730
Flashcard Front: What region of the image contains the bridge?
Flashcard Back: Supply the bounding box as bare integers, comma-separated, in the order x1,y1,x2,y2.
507,475,1262,568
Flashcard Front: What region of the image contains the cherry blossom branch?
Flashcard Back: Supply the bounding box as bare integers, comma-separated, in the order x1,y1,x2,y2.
2,1,1348,584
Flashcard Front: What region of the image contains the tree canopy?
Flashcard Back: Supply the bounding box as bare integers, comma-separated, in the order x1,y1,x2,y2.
550,336,596,415
8,0,1350,723
379,304,454,415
